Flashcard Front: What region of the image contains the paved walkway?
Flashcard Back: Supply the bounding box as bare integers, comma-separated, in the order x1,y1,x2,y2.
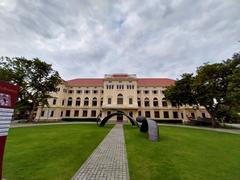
159,124,240,134
72,124,130,180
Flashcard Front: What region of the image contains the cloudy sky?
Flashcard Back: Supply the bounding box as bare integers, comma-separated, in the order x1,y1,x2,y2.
0,0,239,80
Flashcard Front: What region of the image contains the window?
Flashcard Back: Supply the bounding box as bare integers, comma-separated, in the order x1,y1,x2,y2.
144,98,150,107
153,90,158,94
153,98,158,107
84,90,89,94
91,110,96,117
202,113,206,118
191,112,195,119
62,99,65,106
101,90,104,93
137,90,141,94
138,98,141,107
172,102,177,107
154,111,160,118
77,90,82,94
67,97,72,106
53,98,57,105
129,98,133,105
76,97,81,106
101,98,103,106
93,90,98,94
83,110,88,117
66,110,71,117
60,111,63,117
162,98,168,107
107,111,111,116
181,113,184,118
92,97,97,106
163,111,169,118
144,90,149,94
50,110,54,117
74,110,79,117
84,97,89,106
41,111,45,117
108,97,112,104
129,111,133,117
68,90,73,94
173,111,178,118
145,111,151,118
138,111,142,116
117,94,123,105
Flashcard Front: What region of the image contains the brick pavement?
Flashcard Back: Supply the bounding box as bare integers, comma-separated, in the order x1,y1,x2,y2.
72,124,130,180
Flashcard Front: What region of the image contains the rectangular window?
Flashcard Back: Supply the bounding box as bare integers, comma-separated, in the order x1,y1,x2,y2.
163,111,169,118
145,111,151,118
129,98,133,105
137,90,141,94
83,110,88,117
93,90,98,94
154,111,160,118
77,90,82,94
91,110,97,117
66,110,71,117
191,112,195,119
153,90,158,94
60,111,63,117
181,113,184,119
138,111,141,116
53,98,57,105
85,90,89,94
173,111,178,118
108,98,111,104
145,101,149,107
202,112,206,118
74,110,79,117
62,100,65,106
172,102,177,107
144,90,149,94
68,90,73,94
41,111,45,117
50,110,54,117
162,101,168,107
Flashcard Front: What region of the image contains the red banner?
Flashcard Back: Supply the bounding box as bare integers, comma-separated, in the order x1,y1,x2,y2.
0,80,19,179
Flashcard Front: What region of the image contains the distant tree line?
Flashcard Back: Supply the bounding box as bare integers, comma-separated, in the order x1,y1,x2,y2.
0,57,61,121
164,52,240,127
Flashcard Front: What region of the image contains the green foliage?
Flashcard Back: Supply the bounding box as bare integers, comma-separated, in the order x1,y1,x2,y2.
164,52,240,126
0,57,61,120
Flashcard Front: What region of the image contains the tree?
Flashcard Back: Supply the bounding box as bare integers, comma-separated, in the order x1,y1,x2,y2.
164,53,240,127
0,57,61,121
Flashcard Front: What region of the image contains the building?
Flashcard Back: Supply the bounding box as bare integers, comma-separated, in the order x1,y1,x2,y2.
36,74,210,123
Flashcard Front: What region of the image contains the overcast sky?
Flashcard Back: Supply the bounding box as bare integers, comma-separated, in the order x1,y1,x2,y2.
0,0,239,80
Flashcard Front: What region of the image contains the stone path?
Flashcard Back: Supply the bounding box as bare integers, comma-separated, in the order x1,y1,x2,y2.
72,124,130,180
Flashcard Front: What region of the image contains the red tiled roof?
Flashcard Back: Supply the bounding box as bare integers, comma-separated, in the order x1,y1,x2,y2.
137,78,175,87
65,77,175,87
66,78,104,86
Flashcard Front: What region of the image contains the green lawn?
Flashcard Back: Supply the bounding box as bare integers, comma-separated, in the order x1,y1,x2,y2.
3,124,112,180
124,125,240,180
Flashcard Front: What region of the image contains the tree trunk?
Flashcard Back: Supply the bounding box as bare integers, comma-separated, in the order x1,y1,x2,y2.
204,106,217,128
28,103,37,122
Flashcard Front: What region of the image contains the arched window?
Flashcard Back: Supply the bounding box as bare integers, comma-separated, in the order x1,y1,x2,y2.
162,98,168,107
138,98,141,107
92,97,97,106
84,97,89,106
117,94,123,105
153,97,158,107
144,97,150,107
76,97,81,106
67,97,72,106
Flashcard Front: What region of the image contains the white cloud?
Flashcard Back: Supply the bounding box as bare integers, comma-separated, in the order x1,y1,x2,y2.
0,0,239,80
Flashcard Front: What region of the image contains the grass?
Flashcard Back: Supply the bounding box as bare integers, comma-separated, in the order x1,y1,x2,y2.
3,124,112,180
124,125,240,180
